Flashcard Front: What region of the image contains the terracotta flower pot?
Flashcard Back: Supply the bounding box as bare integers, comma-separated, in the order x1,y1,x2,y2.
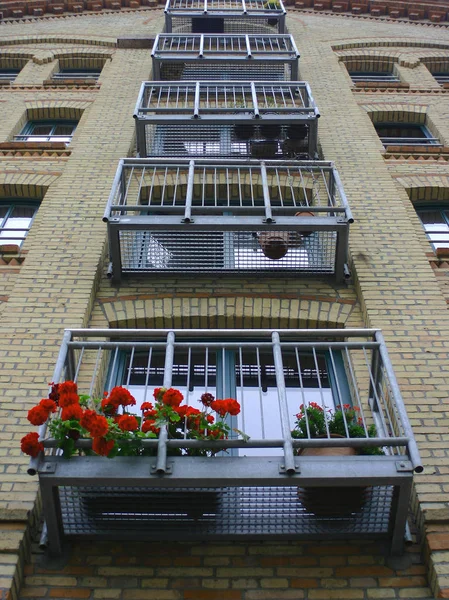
295,210,315,238
298,434,368,516
258,231,289,260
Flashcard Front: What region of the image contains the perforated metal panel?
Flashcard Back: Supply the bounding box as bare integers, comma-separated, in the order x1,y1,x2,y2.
60,485,394,539
118,229,337,275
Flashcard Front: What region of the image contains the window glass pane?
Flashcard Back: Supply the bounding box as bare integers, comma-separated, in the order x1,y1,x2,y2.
375,124,427,139
0,205,35,246
53,124,75,136
31,124,53,135
0,206,8,221
120,348,335,457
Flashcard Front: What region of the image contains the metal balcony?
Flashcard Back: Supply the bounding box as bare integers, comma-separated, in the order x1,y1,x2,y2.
134,81,319,159
151,34,299,81
164,0,287,34
30,328,422,557
103,158,352,282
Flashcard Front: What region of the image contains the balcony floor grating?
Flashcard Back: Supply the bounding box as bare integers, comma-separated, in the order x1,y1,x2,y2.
60,485,393,539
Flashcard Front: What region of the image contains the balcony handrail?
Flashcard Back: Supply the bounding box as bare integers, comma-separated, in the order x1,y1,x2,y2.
103,159,352,224
152,33,300,59
29,327,422,478
164,0,287,15
134,81,319,118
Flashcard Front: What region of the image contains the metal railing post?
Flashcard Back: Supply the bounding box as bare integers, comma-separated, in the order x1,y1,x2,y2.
156,331,176,474
271,332,296,475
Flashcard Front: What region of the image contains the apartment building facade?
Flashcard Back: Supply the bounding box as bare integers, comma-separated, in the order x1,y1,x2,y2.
0,2,448,600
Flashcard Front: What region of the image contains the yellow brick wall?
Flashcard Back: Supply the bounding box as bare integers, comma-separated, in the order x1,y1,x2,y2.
0,7,448,600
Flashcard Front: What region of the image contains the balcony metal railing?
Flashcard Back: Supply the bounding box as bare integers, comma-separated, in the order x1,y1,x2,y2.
0,69,19,82
52,71,100,81
134,81,319,158
380,136,442,147
30,328,422,556
164,0,287,34
103,158,352,282
350,73,399,84
151,34,299,80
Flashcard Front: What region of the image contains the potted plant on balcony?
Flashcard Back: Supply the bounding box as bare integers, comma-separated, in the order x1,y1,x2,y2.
291,402,383,515
20,382,241,459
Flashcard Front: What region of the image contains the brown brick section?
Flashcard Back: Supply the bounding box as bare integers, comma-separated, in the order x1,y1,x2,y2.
17,540,433,600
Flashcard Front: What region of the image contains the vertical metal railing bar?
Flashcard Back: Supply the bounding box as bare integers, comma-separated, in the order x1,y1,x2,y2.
361,346,393,449
199,34,204,57
238,167,243,207
194,82,200,117
375,360,400,441
343,346,369,437
149,166,158,206
157,331,175,473
184,160,195,221
328,348,350,438
73,346,85,384
295,348,311,438
136,169,145,211
273,167,284,207
238,346,245,434
260,162,273,222
271,332,295,473
184,345,192,439
124,166,135,209
226,167,231,207
320,166,332,209
255,346,265,439
87,346,104,399
138,347,153,431
106,347,120,392
298,167,309,207
312,347,330,436
125,347,135,387
250,82,259,117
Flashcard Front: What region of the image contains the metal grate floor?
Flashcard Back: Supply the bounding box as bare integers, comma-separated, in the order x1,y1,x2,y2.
60,486,393,539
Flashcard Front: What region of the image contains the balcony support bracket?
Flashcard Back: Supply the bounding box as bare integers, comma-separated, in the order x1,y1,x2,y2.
279,463,300,474
395,460,413,473
151,463,173,475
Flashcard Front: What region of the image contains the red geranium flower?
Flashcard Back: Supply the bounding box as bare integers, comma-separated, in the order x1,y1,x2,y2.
21,432,44,457
161,388,183,407
117,415,139,432
59,392,80,408
39,399,57,413
210,399,240,418
48,382,60,404
59,381,78,396
153,387,165,401
27,405,50,426
80,411,109,437
142,420,160,434
101,396,118,416
140,402,154,411
61,404,83,421
143,409,157,419
200,393,215,407
92,437,115,456
107,386,136,408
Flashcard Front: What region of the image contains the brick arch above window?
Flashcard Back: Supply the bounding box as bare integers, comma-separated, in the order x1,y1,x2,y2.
0,35,115,49
24,101,90,122
396,176,449,203
337,51,401,73
98,295,360,331
332,40,449,52
0,172,59,199
362,104,427,125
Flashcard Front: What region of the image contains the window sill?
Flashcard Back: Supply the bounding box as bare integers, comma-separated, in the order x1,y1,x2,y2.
0,246,27,267
43,78,100,88
353,81,409,89
0,141,71,157
383,145,449,160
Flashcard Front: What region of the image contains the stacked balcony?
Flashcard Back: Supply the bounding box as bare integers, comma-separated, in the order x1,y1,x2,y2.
164,0,287,35
151,34,300,80
104,159,352,282
133,81,319,159
33,328,421,556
